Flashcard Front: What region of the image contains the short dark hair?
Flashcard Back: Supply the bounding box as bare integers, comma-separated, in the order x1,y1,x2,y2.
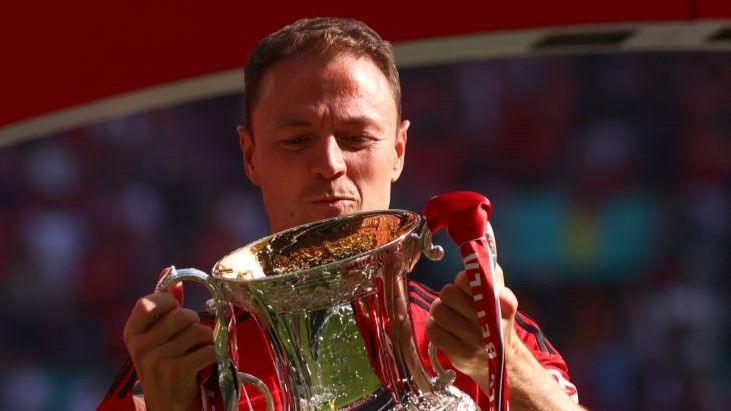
244,17,401,131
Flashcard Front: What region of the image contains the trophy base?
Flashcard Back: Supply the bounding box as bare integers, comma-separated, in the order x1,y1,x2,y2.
402,386,480,411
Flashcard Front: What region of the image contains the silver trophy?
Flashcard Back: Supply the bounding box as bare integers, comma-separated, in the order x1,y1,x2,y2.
156,210,479,410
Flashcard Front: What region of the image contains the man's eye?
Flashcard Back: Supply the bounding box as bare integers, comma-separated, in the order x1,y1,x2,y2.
281,136,310,148
341,135,372,146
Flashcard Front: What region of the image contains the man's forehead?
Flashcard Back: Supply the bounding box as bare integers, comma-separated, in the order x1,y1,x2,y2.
255,54,398,130
261,54,391,101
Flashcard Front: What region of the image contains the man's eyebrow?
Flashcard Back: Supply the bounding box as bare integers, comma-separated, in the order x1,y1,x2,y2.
276,119,311,128
340,116,377,126
339,116,383,132
276,116,384,132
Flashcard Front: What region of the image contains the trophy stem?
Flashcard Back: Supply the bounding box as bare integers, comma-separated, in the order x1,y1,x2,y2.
252,301,383,410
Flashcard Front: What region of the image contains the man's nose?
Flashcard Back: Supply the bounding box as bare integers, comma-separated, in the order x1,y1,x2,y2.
310,136,346,180
310,135,346,180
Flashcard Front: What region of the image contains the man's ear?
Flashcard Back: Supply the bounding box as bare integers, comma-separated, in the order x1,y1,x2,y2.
391,119,409,183
237,125,260,186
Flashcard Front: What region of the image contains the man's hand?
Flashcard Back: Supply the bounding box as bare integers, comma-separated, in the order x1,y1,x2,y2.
122,289,217,411
426,266,518,391
427,265,585,410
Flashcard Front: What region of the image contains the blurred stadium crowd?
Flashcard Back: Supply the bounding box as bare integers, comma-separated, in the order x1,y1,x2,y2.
0,52,728,410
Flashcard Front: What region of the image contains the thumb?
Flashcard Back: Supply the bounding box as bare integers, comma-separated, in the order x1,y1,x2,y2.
157,266,185,306
499,286,518,320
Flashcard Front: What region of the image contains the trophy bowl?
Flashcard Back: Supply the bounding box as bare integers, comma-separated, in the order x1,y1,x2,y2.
157,209,478,411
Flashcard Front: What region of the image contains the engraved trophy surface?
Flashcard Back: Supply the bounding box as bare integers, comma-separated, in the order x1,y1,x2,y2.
157,210,478,410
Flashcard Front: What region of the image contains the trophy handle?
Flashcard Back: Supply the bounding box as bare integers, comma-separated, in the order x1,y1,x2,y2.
237,371,275,411
155,266,274,411
419,225,445,262
427,342,457,390
155,265,215,294
417,226,460,392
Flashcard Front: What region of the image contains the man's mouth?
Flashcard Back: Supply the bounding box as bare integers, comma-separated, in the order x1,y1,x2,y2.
309,196,356,204
307,195,358,211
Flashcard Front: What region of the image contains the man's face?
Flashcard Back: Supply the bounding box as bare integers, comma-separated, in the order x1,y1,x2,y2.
238,52,409,233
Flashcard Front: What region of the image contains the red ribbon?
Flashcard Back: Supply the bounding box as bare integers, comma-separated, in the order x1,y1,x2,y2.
425,191,509,411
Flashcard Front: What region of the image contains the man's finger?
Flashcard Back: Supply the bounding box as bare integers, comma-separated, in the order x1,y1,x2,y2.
146,308,201,346
456,263,505,293
179,344,218,374
494,262,505,289
159,323,214,358
426,318,474,362
499,286,518,320
439,284,479,323
124,292,180,339
454,270,471,295
430,299,483,346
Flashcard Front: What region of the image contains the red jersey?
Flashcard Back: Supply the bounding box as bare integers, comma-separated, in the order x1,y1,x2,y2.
99,280,577,410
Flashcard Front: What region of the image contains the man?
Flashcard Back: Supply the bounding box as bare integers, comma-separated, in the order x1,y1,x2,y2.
100,17,582,410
